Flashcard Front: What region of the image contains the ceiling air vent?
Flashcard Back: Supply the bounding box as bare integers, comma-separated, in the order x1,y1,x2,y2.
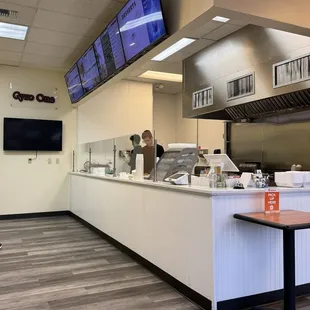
192,86,213,110
227,72,255,101
0,9,18,19
273,53,310,88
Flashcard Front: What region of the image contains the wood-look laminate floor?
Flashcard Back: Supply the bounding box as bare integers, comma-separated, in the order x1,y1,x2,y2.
0,216,200,310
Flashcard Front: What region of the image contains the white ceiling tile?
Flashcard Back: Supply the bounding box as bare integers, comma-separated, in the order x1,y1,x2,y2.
27,28,94,49
38,0,113,19
203,24,242,41
2,0,39,8
191,20,223,39
33,9,94,36
0,37,25,52
24,41,78,58
0,50,21,61
0,60,19,66
229,20,249,27
0,1,37,26
21,53,67,67
20,62,68,72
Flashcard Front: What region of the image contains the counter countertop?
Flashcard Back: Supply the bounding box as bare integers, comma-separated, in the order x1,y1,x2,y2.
69,172,310,197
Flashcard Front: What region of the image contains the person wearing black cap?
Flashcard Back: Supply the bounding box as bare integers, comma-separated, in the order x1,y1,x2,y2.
128,134,142,173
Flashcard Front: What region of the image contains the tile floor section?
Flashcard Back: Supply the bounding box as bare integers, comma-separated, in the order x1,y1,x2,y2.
0,216,200,310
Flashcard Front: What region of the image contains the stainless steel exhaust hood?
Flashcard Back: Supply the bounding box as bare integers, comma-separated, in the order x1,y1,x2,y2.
183,25,310,122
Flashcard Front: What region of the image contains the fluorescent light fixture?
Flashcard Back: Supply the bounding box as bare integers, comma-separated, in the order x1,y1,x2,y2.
212,16,230,23
152,38,196,61
0,22,28,40
139,70,183,83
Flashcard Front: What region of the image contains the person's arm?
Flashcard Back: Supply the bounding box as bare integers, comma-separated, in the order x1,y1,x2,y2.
129,149,138,171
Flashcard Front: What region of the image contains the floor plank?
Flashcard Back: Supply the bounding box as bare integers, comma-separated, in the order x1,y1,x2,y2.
0,216,200,310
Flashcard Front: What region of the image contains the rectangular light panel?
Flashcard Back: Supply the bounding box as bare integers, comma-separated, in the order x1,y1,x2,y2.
139,70,183,83
0,22,28,40
212,16,230,23
152,38,196,61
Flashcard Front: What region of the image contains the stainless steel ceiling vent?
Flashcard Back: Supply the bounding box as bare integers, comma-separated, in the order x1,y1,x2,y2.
225,88,310,121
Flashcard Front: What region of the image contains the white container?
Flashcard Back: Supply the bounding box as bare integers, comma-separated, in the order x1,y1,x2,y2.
275,171,304,188
92,168,106,176
303,172,310,187
135,154,144,181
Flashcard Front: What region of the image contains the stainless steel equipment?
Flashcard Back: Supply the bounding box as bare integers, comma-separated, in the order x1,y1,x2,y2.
183,25,310,122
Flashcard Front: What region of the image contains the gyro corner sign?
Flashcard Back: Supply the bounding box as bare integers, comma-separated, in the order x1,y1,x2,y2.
12,91,56,104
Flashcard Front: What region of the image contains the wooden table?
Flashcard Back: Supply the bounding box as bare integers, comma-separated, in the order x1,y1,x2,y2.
234,210,310,310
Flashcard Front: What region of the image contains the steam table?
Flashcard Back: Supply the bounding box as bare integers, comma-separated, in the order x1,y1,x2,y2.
234,210,310,310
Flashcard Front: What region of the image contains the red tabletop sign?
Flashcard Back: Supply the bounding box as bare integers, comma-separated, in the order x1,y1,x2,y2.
265,191,280,213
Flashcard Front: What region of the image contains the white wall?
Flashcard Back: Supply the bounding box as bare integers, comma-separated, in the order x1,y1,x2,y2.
0,65,76,215
153,93,177,149
77,80,153,144
176,94,225,151
153,92,225,153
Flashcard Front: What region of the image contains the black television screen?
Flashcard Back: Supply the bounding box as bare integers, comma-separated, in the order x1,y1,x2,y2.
77,46,101,93
64,65,84,103
117,0,166,62
3,118,63,151
94,18,126,81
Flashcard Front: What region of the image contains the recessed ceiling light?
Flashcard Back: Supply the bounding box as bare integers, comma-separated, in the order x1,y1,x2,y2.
139,71,183,83
212,16,230,23
0,22,28,40
152,38,196,61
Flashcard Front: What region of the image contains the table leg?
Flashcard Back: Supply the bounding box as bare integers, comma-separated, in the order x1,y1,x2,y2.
283,229,296,310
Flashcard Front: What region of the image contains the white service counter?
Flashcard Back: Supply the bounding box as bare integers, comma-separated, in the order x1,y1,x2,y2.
69,172,310,310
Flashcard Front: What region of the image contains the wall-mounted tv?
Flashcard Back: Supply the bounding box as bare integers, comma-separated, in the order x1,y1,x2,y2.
94,17,126,81
117,0,167,62
3,118,63,151
77,46,102,93
64,65,84,103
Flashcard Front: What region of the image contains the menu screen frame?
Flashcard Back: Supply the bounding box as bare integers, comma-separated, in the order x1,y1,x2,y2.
64,64,85,104
117,0,167,63
77,45,102,94
94,17,126,82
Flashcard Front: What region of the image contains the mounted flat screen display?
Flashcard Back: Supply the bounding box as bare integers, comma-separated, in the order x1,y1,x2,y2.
94,18,126,81
64,65,84,103
3,118,63,151
117,0,166,62
77,46,101,93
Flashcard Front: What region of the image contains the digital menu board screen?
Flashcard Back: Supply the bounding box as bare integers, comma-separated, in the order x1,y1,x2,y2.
117,0,166,62
77,46,101,93
65,65,84,103
94,18,126,81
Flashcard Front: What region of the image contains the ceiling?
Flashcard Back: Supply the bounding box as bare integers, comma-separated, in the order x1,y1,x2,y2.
0,0,251,96
0,0,127,71
128,19,247,95
5,0,304,98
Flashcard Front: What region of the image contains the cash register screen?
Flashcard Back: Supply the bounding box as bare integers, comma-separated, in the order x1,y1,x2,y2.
151,151,179,181
168,173,185,180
